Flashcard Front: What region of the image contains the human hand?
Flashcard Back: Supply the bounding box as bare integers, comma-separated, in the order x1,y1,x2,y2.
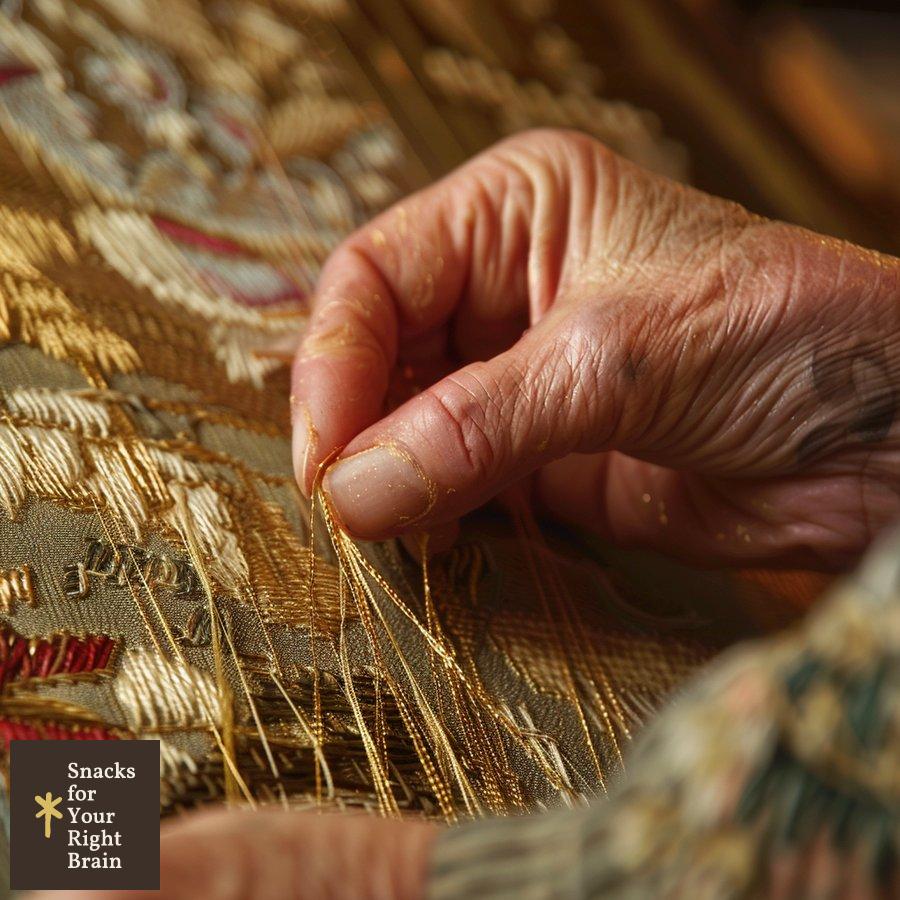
29,808,436,900
291,129,900,568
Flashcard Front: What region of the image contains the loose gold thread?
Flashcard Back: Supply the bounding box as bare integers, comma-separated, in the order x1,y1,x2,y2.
171,489,254,807
101,493,254,804
269,669,335,800
322,506,570,795
419,536,510,814
465,547,525,808
351,607,457,818
418,533,451,770
229,478,289,674
306,453,338,806
337,572,398,816
217,597,284,803
516,496,631,759
323,497,475,817
333,535,515,732
454,545,526,811
341,544,468,820
234,485,347,639
423,548,524,812
535,539,632,745
444,654,513,812
95,510,248,800
335,536,434,817
321,492,459,819
4,395,339,805
373,668,389,781
90,498,164,656
507,495,608,789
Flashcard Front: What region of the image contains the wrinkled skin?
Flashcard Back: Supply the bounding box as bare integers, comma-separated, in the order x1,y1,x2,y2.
34,132,900,900
291,129,900,569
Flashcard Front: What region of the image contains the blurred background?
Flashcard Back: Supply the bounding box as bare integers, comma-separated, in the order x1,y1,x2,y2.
674,0,900,250
333,0,900,255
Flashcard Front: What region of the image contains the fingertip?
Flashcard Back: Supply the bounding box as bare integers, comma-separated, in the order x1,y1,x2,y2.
290,342,390,498
291,399,318,498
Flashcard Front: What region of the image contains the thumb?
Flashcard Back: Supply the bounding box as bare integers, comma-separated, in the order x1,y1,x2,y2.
322,315,606,539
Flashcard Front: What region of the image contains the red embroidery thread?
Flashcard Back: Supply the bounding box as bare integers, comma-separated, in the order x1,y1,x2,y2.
0,627,118,690
0,719,119,743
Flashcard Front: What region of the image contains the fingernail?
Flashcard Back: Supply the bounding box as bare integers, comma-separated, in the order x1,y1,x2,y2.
291,401,317,498
323,445,434,538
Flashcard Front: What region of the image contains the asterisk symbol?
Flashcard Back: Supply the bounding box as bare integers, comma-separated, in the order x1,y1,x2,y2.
34,791,63,839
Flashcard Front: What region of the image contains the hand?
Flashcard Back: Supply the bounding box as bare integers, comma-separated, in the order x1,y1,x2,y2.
291,128,900,568
30,809,436,900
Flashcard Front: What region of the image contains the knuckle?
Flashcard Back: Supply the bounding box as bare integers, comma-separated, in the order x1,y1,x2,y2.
300,304,387,369
307,248,396,366
321,217,401,295
320,235,371,282
548,322,603,445
489,127,564,159
551,308,650,448
418,369,505,482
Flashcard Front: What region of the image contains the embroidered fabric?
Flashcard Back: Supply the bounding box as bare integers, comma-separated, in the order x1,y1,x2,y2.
0,0,820,820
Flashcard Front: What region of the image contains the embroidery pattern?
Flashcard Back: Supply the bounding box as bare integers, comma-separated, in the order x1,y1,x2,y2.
0,565,34,612
0,0,748,823
0,697,127,748
114,648,223,732
0,625,118,691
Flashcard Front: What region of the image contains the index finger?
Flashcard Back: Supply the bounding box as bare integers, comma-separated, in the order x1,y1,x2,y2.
291,173,473,494
291,132,556,495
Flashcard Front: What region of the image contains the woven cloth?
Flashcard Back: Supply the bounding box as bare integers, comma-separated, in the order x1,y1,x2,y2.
0,0,802,819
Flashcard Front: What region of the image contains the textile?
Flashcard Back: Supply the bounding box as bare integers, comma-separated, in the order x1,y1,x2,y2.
0,0,820,823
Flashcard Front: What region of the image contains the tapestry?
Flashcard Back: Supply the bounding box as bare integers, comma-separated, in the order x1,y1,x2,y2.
0,0,810,820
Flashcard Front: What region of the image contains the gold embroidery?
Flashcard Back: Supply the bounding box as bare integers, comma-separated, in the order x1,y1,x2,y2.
0,624,119,689
422,48,686,178
113,647,223,733
62,540,195,601
0,270,139,378
61,563,89,600
0,695,131,746
0,206,78,277
0,0,728,823
0,564,34,612
176,603,233,649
